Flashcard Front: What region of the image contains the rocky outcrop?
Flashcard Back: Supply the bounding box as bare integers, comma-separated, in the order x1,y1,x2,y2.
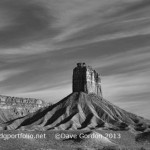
73,63,102,97
0,95,45,108
0,95,47,123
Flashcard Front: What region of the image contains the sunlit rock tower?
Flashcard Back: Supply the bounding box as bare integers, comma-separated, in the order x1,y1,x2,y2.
73,63,102,97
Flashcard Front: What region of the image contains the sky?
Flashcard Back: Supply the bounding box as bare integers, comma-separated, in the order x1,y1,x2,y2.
0,0,150,119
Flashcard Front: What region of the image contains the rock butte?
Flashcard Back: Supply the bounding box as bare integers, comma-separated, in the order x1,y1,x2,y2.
73,62,102,97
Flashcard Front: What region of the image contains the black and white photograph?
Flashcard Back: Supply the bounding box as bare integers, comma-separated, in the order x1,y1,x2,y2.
0,0,150,149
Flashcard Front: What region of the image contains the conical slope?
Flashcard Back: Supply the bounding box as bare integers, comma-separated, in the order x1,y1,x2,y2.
2,92,150,131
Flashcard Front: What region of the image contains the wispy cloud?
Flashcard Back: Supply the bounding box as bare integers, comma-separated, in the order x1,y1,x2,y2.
0,0,150,118
0,69,27,87
0,0,57,51
93,47,150,73
102,71,150,101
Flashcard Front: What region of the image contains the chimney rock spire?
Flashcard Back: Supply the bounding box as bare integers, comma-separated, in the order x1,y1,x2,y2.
72,63,102,97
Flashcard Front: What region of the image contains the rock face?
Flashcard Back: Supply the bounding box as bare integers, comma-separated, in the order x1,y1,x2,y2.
73,63,102,97
0,95,45,108
0,95,46,123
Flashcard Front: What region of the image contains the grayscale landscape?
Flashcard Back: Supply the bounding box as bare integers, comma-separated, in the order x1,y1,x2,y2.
0,0,150,150
0,63,150,150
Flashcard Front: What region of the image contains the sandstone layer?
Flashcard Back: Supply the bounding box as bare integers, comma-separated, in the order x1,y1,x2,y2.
73,63,102,97
0,95,46,124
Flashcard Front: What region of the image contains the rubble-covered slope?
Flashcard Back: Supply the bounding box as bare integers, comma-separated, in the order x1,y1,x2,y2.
2,92,150,131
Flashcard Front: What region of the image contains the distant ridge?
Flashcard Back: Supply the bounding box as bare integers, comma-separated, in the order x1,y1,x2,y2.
1,63,150,131
0,94,47,124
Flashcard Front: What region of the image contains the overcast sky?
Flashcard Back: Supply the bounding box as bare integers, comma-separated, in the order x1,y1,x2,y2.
0,0,150,119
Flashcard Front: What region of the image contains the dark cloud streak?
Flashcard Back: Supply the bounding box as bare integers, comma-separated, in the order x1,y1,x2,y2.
0,0,57,49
